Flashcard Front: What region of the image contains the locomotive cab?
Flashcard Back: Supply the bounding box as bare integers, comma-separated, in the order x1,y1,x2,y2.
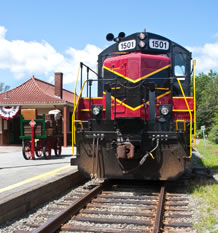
71,31,195,180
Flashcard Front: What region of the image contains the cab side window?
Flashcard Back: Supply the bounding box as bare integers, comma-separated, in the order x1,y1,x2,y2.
174,53,187,77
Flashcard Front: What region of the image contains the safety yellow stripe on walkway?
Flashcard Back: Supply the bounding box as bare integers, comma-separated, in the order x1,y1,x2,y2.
0,165,71,194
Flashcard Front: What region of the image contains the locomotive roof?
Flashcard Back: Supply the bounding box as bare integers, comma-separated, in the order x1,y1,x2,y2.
98,32,191,59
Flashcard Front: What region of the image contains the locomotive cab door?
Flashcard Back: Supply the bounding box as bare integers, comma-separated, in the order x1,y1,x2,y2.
172,45,191,96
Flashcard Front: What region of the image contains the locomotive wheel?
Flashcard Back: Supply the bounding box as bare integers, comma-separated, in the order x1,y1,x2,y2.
22,140,32,160
35,141,43,157
54,139,62,156
43,143,51,159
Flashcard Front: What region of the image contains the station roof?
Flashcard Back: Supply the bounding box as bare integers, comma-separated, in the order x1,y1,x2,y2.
0,76,76,106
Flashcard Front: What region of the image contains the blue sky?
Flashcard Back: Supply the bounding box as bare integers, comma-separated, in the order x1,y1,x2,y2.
0,0,218,91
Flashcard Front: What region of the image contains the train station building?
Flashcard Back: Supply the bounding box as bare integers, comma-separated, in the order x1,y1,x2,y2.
0,73,76,147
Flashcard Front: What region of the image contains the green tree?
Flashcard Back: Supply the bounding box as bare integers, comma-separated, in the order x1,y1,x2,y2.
195,71,218,134
0,82,10,93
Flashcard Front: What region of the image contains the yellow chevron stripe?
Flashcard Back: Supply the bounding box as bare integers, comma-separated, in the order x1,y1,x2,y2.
104,64,171,83
103,91,171,111
156,90,171,99
146,90,171,104
110,95,144,111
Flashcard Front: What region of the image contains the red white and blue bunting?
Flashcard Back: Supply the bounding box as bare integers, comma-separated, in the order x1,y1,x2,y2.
0,106,20,120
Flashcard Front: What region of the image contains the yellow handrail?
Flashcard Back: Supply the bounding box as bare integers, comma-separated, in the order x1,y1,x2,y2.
72,80,87,155
193,59,196,146
74,64,81,111
72,64,81,155
176,78,193,158
73,120,84,129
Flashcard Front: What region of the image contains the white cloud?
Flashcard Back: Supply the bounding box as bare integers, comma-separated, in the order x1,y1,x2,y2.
186,41,218,73
2,24,218,82
0,26,7,39
0,26,102,84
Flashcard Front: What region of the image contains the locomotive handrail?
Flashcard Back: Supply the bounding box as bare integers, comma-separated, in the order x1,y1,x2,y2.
80,62,99,76
176,78,193,158
72,78,115,155
72,79,87,155
72,64,81,155
72,70,121,153
193,59,196,146
74,64,81,113
73,120,84,129
72,62,100,155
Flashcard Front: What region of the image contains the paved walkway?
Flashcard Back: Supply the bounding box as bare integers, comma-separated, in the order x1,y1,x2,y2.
0,146,77,199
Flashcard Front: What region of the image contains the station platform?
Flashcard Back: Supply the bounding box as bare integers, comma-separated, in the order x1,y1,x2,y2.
0,146,84,224
0,146,77,199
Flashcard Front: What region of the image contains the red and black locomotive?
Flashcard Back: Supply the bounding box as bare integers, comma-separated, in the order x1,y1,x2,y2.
71,30,195,180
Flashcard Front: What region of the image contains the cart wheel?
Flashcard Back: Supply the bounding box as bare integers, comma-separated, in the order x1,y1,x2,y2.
22,140,32,160
43,143,51,159
54,139,62,156
35,141,43,157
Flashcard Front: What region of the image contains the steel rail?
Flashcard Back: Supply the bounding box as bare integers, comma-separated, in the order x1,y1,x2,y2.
152,185,166,233
14,182,195,233
32,180,109,233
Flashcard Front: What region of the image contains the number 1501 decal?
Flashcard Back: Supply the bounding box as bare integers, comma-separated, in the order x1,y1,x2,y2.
149,39,169,50
118,40,136,51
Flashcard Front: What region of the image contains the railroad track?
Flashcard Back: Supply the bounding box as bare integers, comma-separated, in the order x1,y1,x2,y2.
14,180,193,233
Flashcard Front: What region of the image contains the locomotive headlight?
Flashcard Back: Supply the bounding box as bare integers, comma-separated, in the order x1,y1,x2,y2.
93,106,100,115
160,106,169,115
139,40,146,48
139,32,146,40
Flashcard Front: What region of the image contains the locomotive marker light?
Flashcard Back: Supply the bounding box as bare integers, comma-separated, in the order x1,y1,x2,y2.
139,40,146,48
138,32,146,40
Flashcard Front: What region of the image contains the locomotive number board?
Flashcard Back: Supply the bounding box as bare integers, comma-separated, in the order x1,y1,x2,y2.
149,39,169,50
118,39,136,51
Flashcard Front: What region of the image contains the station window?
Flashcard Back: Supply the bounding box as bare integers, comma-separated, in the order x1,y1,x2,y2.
174,53,187,77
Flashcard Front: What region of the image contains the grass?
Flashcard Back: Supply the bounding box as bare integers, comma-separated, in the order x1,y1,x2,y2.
190,139,218,232
191,184,218,232
196,139,218,170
